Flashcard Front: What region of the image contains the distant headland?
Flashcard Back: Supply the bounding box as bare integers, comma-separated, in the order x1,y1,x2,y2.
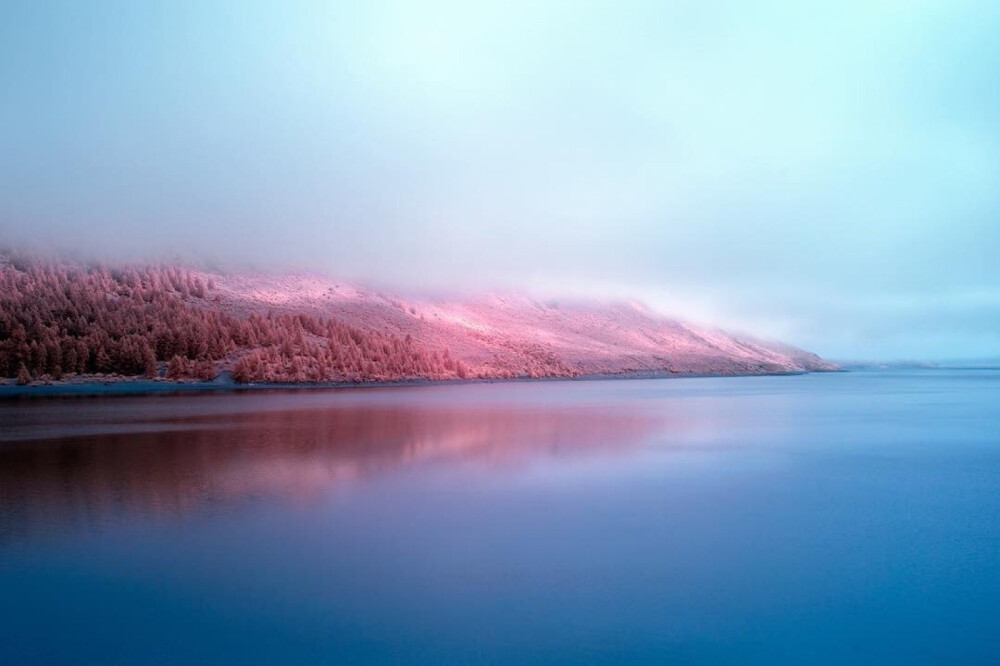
0,251,837,393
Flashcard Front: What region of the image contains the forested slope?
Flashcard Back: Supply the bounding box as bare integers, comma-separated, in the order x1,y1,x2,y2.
0,253,835,385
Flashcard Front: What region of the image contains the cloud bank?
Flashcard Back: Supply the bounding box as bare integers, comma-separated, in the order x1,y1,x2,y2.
2,0,998,359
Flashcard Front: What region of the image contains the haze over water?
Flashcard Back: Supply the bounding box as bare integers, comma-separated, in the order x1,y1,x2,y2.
4,1,999,360
2,370,999,664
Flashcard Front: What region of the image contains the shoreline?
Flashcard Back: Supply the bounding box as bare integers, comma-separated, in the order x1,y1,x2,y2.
0,368,841,399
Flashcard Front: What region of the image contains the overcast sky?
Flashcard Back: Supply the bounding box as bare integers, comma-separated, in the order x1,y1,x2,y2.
2,0,998,360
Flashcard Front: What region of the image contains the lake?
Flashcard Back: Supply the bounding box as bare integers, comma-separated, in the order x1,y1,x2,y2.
2,370,999,664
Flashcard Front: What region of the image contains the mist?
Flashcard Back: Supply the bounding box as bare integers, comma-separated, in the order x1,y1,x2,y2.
2,0,998,361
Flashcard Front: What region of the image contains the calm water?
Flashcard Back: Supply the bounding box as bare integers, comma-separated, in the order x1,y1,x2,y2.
1,370,999,664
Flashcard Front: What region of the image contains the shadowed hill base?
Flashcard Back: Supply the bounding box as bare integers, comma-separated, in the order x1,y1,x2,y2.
0,253,836,386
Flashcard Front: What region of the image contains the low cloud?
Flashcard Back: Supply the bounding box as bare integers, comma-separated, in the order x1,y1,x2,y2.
2,0,997,360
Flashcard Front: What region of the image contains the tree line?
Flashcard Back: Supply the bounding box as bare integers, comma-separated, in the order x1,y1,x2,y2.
0,254,469,384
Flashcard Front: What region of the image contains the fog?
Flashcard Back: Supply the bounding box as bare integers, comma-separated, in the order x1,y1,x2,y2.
2,0,998,360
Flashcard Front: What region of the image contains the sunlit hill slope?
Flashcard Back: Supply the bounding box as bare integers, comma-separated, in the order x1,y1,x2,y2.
0,254,836,385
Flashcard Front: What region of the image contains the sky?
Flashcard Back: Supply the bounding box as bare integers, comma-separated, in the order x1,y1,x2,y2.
1,0,998,361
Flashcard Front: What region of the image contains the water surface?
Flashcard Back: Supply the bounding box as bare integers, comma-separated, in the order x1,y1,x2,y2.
2,370,999,664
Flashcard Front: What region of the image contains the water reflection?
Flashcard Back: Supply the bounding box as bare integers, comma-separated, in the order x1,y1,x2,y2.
0,393,660,540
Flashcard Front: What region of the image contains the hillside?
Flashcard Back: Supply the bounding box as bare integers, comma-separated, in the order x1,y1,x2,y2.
0,254,836,385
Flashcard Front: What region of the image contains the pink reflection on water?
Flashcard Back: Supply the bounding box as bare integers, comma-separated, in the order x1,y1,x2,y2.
0,397,668,539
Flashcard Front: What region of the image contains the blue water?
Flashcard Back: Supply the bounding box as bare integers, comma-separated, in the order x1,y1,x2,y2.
1,370,999,664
